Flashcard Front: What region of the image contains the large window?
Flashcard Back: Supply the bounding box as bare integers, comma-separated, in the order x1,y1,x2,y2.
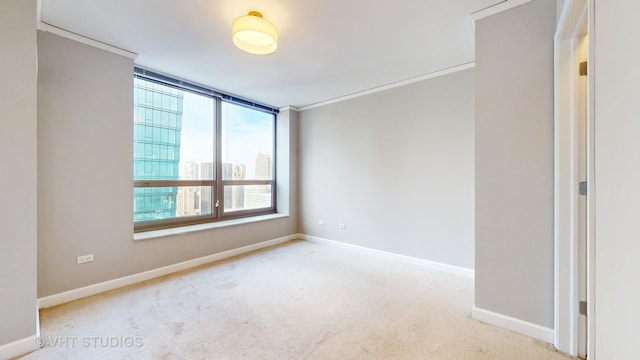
133,70,276,232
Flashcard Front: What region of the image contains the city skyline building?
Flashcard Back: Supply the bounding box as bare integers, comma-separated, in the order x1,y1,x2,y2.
244,186,271,210
230,164,246,211
255,153,272,180
179,161,199,180
245,153,272,209
200,162,214,214
176,161,201,217
176,186,201,217
222,163,234,210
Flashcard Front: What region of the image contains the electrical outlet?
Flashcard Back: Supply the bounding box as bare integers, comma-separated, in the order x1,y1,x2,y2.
77,254,94,264
318,220,326,226
339,224,346,230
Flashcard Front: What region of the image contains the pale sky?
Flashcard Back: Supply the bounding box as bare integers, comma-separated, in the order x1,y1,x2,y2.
180,91,274,179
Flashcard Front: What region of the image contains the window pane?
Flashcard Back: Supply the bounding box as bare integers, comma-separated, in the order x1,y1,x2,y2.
133,78,215,222
133,186,178,222
134,186,213,222
221,102,274,180
224,185,272,212
178,91,215,181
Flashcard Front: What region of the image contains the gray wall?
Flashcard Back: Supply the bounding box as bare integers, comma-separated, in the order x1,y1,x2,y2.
37,32,297,297
474,0,556,328
594,0,640,357
0,0,38,346
298,69,475,269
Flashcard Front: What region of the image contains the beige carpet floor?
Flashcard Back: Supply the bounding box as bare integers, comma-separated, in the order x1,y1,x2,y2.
19,240,573,359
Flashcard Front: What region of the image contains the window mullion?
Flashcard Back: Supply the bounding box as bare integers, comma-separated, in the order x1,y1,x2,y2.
272,113,277,216
215,97,223,219
134,180,214,187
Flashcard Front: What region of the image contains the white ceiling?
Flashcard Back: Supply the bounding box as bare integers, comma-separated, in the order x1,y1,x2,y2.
40,0,500,108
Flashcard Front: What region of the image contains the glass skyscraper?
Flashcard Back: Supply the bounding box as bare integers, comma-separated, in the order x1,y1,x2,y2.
133,78,184,221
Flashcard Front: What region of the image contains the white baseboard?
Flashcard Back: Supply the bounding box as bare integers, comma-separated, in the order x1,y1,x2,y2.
0,334,39,360
297,234,474,278
471,306,554,344
38,235,296,309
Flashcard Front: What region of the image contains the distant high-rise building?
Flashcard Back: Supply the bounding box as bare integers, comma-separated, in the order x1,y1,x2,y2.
233,164,245,180
176,163,203,217
200,162,214,214
244,186,271,210
232,164,245,210
133,78,184,222
179,161,199,180
222,163,233,210
248,153,272,209
200,162,214,180
255,153,272,180
176,186,201,217
221,163,246,211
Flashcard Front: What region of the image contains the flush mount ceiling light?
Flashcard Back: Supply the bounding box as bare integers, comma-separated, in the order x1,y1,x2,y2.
232,11,278,55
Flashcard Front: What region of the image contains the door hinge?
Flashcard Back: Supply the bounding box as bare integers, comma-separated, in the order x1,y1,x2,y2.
579,61,588,76
579,181,588,196
579,301,588,316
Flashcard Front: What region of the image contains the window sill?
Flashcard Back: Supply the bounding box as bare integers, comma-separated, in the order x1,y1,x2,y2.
133,213,289,241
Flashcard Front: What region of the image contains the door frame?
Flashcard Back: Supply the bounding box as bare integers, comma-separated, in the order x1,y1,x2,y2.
554,0,595,357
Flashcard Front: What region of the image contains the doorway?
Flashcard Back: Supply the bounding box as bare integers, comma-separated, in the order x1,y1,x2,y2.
554,0,593,358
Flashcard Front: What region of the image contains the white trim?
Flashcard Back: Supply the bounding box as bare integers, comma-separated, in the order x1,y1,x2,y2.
279,106,300,113
554,0,590,357
586,2,595,357
0,335,40,360
471,0,532,21
298,62,475,111
298,234,474,278
38,235,296,309
36,22,138,59
472,306,555,344
35,307,41,338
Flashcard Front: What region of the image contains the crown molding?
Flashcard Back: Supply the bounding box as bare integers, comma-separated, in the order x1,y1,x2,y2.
299,62,475,111
37,22,138,59
471,0,533,21
37,0,137,59
279,106,301,112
